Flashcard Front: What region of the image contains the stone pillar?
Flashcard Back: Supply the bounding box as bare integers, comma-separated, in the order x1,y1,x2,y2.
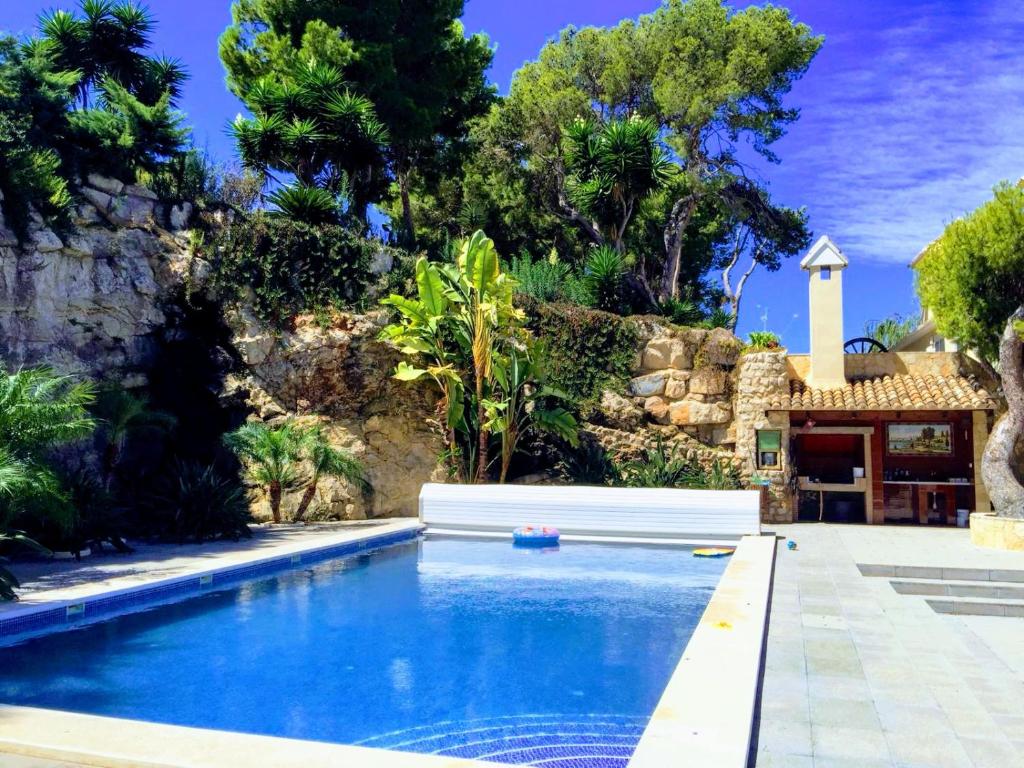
734,351,793,522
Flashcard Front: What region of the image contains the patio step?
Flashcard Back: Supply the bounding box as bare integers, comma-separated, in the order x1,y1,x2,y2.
925,595,1024,617
858,563,1024,583
890,578,1024,600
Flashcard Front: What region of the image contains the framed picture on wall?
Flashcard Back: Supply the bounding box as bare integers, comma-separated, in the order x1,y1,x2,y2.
886,423,953,456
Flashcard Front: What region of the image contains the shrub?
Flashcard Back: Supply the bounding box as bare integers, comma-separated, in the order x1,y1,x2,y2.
612,438,744,490
746,331,781,350
211,214,378,325
522,298,639,414
510,252,590,305
141,461,251,543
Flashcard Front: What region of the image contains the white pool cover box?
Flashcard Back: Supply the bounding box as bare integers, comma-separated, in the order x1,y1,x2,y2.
419,483,761,543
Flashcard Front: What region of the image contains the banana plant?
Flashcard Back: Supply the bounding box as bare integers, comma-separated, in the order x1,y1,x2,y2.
486,346,579,483
380,230,527,482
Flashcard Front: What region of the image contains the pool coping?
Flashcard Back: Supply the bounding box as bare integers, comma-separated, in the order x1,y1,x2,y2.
627,534,777,768
0,524,777,768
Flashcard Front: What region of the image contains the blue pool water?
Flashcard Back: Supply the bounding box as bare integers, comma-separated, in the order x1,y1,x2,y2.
0,535,725,767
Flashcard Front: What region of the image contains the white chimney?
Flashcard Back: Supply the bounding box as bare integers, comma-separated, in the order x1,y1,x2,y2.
800,235,848,389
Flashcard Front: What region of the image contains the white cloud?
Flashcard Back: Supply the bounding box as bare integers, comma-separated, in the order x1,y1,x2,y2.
760,2,1024,265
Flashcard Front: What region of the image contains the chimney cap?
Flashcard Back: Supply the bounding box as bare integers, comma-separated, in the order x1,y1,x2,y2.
800,234,848,270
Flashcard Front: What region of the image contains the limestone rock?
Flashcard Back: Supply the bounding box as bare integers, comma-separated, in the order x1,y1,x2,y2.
598,389,644,431
642,337,693,370
664,371,689,400
169,202,193,231
689,368,729,396
81,187,113,216
124,184,158,201
668,400,732,426
29,228,63,253
644,396,671,425
701,327,743,367
629,371,667,397
108,194,155,227
86,174,124,196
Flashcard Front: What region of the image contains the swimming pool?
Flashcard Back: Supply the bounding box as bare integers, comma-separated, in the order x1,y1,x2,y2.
0,535,726,767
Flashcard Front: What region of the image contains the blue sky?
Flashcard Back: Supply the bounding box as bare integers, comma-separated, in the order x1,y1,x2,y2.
4,1,1022,351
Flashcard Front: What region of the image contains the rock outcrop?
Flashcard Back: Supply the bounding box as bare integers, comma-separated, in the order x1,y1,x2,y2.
224,311,443,521
0,176,196,382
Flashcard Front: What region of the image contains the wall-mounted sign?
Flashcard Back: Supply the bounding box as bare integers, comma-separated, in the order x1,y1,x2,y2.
886,423,953,456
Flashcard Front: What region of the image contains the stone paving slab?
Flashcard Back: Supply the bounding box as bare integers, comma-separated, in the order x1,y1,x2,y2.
755,524,1024,768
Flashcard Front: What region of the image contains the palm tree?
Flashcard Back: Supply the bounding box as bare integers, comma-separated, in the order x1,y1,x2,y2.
91,387,176,489
293,428,367,522
0,367,96,600
223,421,304,524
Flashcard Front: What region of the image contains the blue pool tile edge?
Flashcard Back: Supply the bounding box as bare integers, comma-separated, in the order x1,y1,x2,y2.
0,525,422,640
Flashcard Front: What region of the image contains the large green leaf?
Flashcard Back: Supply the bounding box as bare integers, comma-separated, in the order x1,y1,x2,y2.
382,295,429,325
415,258,447,316
393,362,429,381
461,230,499,297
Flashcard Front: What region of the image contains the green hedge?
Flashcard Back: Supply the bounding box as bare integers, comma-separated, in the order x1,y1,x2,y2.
211,215,379,325
522,297,639,414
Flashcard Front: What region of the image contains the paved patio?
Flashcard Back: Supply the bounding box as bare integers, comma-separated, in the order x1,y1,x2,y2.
755,523,1024,767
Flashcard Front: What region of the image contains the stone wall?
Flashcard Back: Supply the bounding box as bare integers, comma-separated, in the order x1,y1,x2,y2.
592,326,747,478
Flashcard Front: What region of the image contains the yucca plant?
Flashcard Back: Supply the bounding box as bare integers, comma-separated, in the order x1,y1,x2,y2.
223,421,305,523
267,184,341,226
581,245,626,313
699,307,736,330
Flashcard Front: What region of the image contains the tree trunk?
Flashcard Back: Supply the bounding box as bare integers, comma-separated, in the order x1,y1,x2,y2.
475,376,488,484
399,169,416,245
293,480,318,523
981,305,1024,519
268,481,283,524
660,196,699,301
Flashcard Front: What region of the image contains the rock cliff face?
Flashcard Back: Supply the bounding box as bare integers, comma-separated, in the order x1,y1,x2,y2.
0,176,194,382
224,311,443,520
0,177,439,522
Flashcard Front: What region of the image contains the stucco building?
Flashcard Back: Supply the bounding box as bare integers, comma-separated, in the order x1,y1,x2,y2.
737,235,998,525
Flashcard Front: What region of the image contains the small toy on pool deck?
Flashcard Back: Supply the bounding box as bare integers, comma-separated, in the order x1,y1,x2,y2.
512,525,560,547
787,539,798,551
693,547,734,558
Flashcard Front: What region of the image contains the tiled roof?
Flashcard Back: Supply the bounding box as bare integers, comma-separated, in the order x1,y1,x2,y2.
769,374,996,411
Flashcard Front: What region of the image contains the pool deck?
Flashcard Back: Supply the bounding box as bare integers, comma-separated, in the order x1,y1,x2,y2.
1,520,421,613
756,523,1024,768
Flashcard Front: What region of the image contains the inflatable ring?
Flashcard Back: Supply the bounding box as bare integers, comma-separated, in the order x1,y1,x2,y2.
693,547,734,558
513,525,560,547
